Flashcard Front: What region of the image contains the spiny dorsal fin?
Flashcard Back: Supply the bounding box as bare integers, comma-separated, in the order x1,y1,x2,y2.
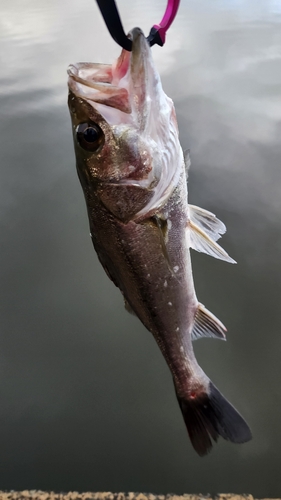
188,205,236,264
191,303,227,341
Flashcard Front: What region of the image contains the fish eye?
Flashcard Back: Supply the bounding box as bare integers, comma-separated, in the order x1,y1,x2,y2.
76,122,104,152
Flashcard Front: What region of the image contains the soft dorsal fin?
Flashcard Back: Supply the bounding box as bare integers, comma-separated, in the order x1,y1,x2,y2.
188,205,236,264
124,298,136,316
191,303,227,341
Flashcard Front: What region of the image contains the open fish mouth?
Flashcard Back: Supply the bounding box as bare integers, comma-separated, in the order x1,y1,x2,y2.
67,28,152,118
68,28,162,128
67,61,131,114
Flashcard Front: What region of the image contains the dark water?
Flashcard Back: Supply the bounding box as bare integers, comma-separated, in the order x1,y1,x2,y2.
1,0,281,495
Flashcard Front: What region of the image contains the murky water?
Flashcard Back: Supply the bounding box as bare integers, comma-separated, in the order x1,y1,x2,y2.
1,0,281,495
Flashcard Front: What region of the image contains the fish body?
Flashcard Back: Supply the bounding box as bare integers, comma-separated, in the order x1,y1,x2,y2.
68,28,251,455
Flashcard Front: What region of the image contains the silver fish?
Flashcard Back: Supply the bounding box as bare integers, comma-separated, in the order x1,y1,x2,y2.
68,27,251,455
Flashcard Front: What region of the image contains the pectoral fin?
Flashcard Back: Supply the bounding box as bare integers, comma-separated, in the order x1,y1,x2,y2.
191,303,227,341
184,149,191,177
188,205,236,264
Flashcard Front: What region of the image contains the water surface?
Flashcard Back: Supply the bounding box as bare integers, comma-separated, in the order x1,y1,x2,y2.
0,0,281,495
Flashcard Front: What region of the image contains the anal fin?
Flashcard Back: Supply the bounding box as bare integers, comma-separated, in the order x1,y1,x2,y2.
191,303,227,341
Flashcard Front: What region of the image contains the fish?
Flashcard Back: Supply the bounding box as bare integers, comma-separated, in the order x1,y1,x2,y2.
67,27,252,456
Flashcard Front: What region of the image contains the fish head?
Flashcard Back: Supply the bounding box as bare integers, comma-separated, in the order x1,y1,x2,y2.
68,27,182,217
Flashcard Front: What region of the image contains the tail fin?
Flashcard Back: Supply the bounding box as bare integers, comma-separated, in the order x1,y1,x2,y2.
176,381,252,456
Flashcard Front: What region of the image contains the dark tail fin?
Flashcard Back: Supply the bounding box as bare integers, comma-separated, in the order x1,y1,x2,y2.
177,381,252,456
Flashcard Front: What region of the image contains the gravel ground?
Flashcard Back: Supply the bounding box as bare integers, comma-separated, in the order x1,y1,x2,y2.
0,493,269,500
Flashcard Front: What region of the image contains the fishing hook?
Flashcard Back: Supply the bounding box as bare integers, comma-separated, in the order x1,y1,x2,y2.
95,0,181,51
